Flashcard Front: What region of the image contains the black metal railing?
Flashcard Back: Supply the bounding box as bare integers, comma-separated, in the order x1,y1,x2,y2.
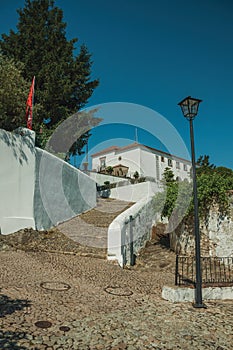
175,255,233,286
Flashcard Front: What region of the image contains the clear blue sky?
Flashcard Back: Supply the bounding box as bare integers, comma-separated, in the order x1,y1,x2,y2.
1,0,233,169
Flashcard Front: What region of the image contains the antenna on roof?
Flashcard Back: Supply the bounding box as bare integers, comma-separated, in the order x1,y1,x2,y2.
135,127,138,143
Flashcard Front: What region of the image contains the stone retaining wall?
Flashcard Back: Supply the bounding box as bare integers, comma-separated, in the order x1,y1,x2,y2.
170,201,233,257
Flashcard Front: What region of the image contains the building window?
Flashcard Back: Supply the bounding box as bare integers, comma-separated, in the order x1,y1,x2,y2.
100,157,106,169
168,159,173,167
176,161,180,169
161,156,165,162
183,164,188,171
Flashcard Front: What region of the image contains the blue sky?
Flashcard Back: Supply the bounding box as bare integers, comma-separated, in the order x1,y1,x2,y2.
1,0,233,169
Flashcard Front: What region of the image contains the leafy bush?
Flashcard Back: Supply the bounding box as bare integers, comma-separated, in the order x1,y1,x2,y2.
153,163,232,221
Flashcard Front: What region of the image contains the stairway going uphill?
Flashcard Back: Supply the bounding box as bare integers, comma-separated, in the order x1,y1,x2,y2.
58,198,134,258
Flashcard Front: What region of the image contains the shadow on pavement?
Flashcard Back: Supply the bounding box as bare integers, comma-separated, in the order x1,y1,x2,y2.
0,293,30,318
0,291,31,349
0,331,28,350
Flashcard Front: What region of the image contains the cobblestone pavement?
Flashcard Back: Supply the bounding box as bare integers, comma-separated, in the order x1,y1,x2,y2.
0,198,233,349
0,249,233,350
58,198,134,249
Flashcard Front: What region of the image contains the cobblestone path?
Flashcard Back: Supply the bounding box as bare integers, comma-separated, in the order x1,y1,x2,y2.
0,249,233,349
0,199,233,349
58,198,133,256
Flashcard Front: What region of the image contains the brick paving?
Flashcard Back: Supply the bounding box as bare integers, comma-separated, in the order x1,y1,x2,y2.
0,199,233,349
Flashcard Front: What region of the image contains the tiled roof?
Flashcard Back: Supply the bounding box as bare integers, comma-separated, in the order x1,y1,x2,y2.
91,142,191,163
91,146,120,157
141,145,191,163
112,164,129,169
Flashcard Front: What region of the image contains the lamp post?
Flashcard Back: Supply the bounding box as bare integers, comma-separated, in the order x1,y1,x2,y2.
178,96,206,308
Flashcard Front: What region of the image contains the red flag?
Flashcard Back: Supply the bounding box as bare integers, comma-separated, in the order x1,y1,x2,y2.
26,76,35,130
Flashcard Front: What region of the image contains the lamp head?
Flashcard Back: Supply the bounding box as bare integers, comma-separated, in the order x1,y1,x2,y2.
178,96,202,120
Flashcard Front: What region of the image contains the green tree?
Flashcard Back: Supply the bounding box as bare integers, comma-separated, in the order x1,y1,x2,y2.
154,168,179,218
214,166,233,190
196,172,230,217
68,131,90,157
45,108,102,160
0,0,99,146
162,167,176,184
0,54,29,130
196,155,216,174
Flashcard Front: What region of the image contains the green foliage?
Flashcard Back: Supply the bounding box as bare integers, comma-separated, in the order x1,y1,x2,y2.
162,167,176,183
0,0,99,147
44,108,102,160
154,169,179,219
105,166,113,175
197,155,233,192
153,163,232,221
153,179,193,220
68,131,90,157
196,154,216,175
172,180,193,219
0,55,29,130
133,171,139,179
196,172,230,217
214,166,233,189
162,182,179,218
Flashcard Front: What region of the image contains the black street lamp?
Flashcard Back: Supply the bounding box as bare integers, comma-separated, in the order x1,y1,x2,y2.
178,96,206,308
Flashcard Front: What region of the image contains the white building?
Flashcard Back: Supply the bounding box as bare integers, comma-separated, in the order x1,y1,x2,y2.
91,142,191,182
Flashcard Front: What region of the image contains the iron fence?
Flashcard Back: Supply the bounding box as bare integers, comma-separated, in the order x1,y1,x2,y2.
175,255,233,287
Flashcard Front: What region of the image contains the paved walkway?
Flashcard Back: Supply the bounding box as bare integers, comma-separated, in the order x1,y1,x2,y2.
0,199,233,349
58,198,133,252
0,249,233,349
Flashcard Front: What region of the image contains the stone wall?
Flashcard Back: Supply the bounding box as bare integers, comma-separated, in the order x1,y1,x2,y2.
170,201,233,257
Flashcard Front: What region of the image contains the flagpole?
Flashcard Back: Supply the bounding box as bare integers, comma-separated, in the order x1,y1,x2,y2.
32,76,35,121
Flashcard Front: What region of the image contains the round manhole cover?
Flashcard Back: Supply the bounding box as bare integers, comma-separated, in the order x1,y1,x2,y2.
40,281,71,291
35,320,52,329
59,326,71,332
104,286,133,296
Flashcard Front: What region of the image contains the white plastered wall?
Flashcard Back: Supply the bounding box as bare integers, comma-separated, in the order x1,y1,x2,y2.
0,128,36,234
